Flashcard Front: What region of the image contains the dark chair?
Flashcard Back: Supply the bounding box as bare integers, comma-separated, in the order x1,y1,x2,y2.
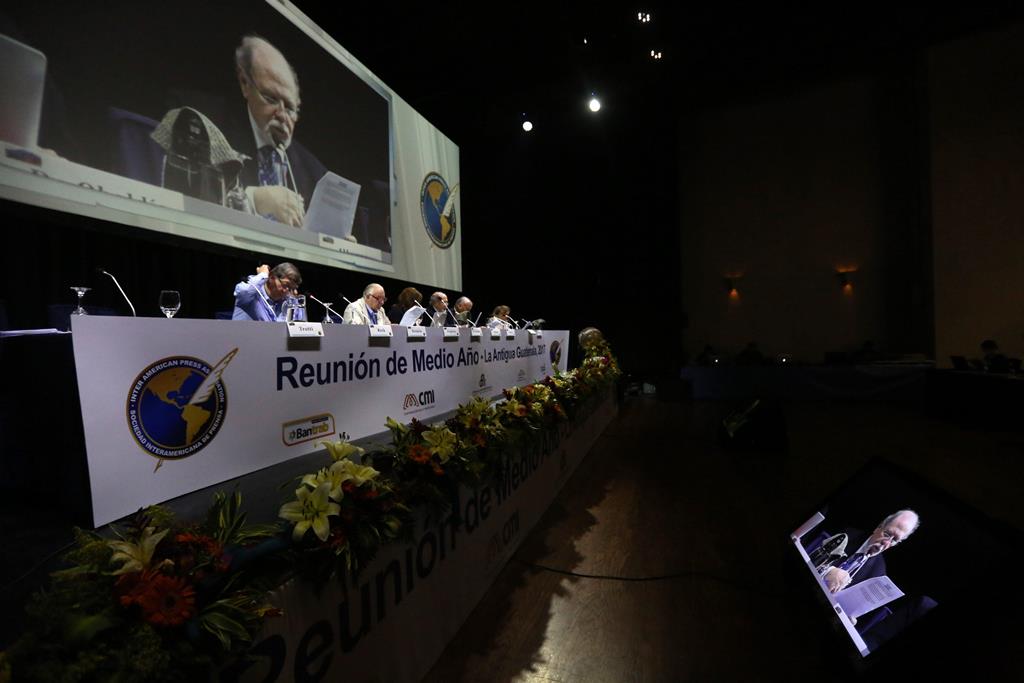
214,311,234,320
106,107,164,186
0,299,8,330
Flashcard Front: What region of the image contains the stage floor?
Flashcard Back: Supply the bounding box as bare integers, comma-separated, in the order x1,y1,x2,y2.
424,396,1024,682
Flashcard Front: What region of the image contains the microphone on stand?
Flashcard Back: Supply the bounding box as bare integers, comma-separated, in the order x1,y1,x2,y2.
471,312,482,327
96,268,137,317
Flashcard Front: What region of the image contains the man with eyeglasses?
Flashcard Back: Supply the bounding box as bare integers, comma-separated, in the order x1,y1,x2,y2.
232,262,302,321
231,35,327,227
428,291,457,327
819,509,920,594
343,283,391,326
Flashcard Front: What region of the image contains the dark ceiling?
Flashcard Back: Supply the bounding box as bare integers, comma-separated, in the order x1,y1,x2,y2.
300,2,1024,146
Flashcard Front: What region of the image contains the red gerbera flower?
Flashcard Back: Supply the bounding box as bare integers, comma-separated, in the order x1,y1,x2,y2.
408,444,432,464
137,573,197,626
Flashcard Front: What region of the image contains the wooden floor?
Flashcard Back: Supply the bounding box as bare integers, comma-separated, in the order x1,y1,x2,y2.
422,396,1024,682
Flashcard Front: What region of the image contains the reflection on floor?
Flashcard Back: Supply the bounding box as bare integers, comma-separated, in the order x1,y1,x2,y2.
423,397,1024,682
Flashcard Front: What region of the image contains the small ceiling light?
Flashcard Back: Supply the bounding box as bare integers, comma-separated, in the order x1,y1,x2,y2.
650,50,662,60
588,96,601,112
522,120,533,132
637,12,651,23
583,37,588,45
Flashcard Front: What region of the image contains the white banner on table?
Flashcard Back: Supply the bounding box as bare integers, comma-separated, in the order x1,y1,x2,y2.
70,316,569,526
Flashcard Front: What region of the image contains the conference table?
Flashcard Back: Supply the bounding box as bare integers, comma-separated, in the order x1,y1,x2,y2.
0,318,617,682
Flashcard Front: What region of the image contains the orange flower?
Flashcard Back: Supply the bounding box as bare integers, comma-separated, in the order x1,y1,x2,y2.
472,433,486,448
408,444,432,464
134,573,193,626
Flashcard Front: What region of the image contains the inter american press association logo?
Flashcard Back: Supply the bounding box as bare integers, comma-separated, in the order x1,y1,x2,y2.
420,172,457,249
125,349,237,460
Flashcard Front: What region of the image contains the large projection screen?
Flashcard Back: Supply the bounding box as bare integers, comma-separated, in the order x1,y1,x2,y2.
0,0,461,289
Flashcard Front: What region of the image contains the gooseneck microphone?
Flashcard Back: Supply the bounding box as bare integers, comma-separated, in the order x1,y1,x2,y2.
96,268,137,317
307,293,340,319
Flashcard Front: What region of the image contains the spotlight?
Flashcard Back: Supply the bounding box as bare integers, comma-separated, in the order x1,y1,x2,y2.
637,12,651,23
522,120,533,132
588,96,601,112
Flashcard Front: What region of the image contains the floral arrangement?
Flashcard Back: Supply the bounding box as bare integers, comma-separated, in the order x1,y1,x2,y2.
1,335,621,682
1,493,279,683
281,439,409,583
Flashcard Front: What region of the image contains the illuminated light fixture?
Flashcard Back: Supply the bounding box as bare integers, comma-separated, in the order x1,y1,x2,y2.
522,119,533,132
835,267,857,292
637,12,651,23
650,50,663,60
588,96,601,112
724,275,742,297
583,37,588,45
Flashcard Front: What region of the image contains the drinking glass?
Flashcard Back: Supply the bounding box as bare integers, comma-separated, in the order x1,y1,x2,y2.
70,286,91,316
159,290,181,318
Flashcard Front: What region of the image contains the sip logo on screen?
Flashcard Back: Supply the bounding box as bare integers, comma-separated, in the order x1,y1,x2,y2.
125,349,237,460
420,172,457,248
549,340,562,367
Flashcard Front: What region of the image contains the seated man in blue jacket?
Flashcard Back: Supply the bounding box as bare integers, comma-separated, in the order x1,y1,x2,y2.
232,262,301,321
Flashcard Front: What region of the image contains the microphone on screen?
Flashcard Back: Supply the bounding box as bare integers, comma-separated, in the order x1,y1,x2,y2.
96,268,137,317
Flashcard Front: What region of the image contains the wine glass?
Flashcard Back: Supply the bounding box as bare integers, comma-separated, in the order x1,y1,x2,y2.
70,286,91,316
159,290,181,318
321,302,335,324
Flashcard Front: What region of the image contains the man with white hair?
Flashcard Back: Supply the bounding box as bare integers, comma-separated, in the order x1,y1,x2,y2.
453,296,473,325
343,283,390,325
820,509,920,593
231,34,327,227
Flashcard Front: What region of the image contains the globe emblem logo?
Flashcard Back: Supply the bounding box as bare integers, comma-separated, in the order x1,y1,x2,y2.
126,349,237,460
549,340,562,367
420,172,457,249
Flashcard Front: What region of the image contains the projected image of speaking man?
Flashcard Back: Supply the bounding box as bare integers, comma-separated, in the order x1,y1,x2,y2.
232,35,327,227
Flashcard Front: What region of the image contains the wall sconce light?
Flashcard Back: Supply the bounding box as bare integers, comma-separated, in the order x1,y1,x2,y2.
835,268,856,292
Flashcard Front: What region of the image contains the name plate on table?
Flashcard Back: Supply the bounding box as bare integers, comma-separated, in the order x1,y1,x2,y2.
470,327,482,341
490,327,502,340
529,330,543,339
505,328,517,340
406,325,427,340
443,326,460,340
369,324,393,338
287,321,324,337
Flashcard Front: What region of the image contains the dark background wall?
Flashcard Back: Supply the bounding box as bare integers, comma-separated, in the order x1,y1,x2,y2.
929,23,1024,364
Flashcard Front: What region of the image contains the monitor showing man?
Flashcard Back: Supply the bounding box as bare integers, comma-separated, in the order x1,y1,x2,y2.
343,283,390,325
232,262,301,321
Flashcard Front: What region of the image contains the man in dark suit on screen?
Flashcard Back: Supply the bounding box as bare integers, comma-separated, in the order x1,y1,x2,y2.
231,34,326,227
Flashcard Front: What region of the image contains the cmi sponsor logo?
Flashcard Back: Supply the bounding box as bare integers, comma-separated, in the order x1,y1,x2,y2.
403,389,437,413
125,349,237,461
282,413,336,447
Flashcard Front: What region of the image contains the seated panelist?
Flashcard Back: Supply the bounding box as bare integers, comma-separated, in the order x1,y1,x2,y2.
343,283,391,325
232,263,301,322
